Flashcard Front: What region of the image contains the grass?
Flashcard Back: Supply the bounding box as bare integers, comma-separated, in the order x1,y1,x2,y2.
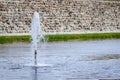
0,33,120,44
0,36,30,44
45,33,120,42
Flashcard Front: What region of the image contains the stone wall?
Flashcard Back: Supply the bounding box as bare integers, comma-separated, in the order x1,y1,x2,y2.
0,0,120,34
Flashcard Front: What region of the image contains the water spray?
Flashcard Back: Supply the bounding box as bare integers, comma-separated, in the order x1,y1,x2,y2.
30,11,42,65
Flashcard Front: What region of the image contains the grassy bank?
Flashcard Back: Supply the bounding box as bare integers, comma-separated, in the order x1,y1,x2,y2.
45,33,120,42
0,36,30,44
0,33,120,44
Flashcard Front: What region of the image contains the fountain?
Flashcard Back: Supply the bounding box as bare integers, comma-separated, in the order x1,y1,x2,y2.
30,11,46,66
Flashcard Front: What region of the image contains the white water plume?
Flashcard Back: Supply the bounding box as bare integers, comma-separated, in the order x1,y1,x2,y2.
30,11,45,65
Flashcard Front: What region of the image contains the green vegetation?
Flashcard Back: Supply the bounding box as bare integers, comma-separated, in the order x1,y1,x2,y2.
0,36,30,44
0,33,120,44
45,33,120,42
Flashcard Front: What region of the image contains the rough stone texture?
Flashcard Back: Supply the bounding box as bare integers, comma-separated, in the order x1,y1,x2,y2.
0,0,120,34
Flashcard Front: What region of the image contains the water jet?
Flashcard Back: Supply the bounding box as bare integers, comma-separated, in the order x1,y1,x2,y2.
30,11,51,67
30,11,43,66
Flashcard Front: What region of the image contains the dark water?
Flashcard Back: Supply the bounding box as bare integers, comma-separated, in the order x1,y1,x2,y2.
0,39,120,80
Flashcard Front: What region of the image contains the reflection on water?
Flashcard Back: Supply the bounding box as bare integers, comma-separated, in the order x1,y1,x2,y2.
32,67,38,80
0,39,120,80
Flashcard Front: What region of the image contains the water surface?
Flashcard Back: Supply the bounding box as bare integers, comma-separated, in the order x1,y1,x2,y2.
0,39,120,80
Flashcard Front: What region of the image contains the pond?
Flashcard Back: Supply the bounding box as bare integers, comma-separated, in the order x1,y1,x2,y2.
0,39,120,80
